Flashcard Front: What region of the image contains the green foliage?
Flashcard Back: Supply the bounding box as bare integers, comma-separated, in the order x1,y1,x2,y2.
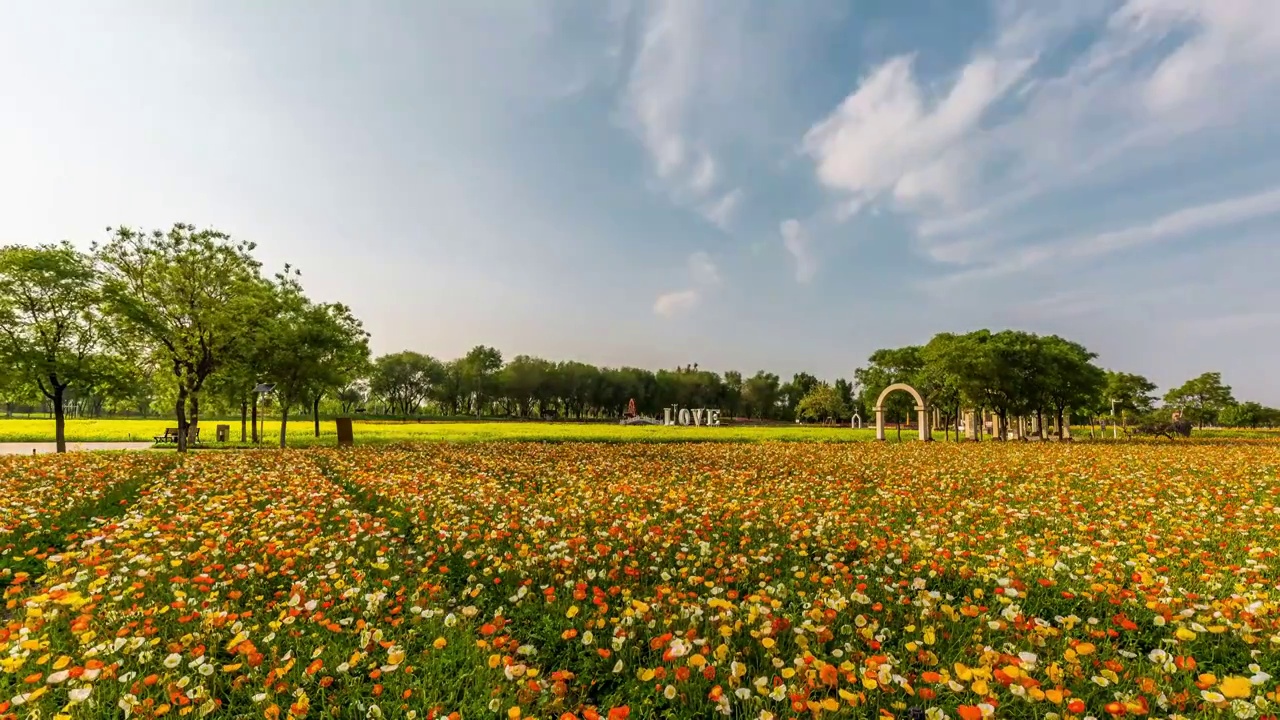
369,351,445,415
795,383,849,422
1104,371,1158,420
1163,371,1235,427
741,370,782,419
261,273,370,447
1217,401,1279,429
0,243,105,451
858,330,1108,440
96,224,272,450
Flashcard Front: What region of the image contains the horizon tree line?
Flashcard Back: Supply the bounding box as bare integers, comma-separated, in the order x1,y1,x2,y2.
2,224,1276,452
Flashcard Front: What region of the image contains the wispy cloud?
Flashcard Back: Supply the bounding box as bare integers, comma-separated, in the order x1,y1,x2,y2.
804,0,1280,282
779,219,817,283
652,289,700,317
687,250,721,286
932,184,1280,290
699,189,742,231
652,250,721,316
618,0,833,233
622,1,739,228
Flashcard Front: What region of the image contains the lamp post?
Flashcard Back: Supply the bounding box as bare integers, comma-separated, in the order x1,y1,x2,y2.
1110,398,1117,439
254,383,275,445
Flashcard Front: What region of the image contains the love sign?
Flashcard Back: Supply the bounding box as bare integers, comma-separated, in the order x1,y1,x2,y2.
662,407,721,426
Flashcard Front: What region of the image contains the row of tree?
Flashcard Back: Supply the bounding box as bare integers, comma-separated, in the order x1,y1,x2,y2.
348,334,1276,434
0,226,369,452
353,349,846,422
849,330,1277,438
2,225,1275,453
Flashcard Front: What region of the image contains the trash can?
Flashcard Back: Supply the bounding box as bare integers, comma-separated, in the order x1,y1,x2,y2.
216,424,230,443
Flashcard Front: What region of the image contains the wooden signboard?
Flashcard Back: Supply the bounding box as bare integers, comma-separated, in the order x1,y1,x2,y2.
335,418,354,447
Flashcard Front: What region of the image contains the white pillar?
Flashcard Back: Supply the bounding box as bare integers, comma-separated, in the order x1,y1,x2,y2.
875,409,886,441
917,406,931,441
964,410,977,441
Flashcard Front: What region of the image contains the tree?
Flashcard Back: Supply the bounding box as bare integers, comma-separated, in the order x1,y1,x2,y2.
0,243,104,452
796,383,848,423
921,332,987,438
499,355,551,418
721,371,744,417
854,346,924,440
1218,401,1267,429
1103,371,1158,427
1039,335,1105,440
833,378,856,416
741,371,781,419
370,351,443,415
462,345,503,416
1164,372,1235,428
337,380,368,414
782,372,820,418
261,272,369,448
97,224,271,452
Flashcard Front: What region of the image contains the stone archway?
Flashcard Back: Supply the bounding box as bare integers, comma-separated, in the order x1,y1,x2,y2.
851,412,862,429
874,383,931,442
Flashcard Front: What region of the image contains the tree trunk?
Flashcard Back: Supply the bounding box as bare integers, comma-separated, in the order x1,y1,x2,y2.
1056,406,1066,440
176,389,189,454
1036,408,1045,440
313,395,321,437
53,385,67,453
241,400,248,442
251,394,259,443
279,405,289,449
190,394,200,440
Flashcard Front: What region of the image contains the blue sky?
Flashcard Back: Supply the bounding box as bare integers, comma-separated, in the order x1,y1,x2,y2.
3,0,1279,403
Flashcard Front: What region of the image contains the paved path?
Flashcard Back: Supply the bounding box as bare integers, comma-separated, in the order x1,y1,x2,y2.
0,442,154,455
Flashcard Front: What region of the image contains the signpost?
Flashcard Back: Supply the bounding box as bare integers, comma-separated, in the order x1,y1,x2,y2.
253,383,275,445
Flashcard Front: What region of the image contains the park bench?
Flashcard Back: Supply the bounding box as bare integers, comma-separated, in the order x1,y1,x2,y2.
154,427,201,445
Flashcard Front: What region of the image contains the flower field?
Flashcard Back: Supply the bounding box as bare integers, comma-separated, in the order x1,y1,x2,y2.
2,442,1279,720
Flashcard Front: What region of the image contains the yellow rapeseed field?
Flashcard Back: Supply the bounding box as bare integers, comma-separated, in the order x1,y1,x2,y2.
1,441,1278,719
0,418,887,445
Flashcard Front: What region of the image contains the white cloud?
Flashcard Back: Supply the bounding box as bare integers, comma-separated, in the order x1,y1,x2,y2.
653,250,721,316
780,219,817,283
802,50,1036,212
933,185,1280,290
653,289,700,316
699,188,742,230
688,250,721,286
623,1,727,220
619,0,830,231
804,0,1280,284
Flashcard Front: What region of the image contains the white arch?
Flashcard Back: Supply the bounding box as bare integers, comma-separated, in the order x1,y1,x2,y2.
873,383,931,442
851,412,862,429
